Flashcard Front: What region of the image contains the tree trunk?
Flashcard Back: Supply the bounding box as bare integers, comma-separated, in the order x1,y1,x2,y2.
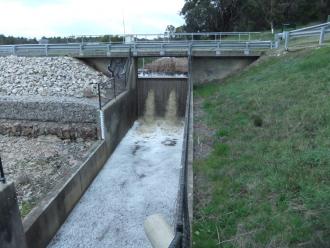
270,21,274,34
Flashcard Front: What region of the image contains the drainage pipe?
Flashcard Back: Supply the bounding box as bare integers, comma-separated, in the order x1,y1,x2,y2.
144,214,174,248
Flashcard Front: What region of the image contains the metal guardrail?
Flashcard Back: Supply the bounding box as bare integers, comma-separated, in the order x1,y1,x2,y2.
277,22,330,50
0,40,273,57
70,31,264,43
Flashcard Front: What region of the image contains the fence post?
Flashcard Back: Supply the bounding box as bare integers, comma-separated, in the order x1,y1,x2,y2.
244,42,250,55
284,32,289,51
107,44,111,57
319,26,326,45
79,44,84,56
12,45,16,56
216,42,221,56
45,44,48,56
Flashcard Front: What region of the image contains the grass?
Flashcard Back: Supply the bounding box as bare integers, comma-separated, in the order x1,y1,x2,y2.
286,34,330,50
20,200,34,218
193,47,330,247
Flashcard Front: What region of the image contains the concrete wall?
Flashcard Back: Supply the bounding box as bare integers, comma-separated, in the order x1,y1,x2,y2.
23,141,108,248
102,57,137,151
22,58,138,248
0,183,27,248
137,78,188,118
191,57,258,85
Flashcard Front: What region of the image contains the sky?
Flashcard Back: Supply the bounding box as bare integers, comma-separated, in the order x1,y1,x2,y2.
0,0,185,38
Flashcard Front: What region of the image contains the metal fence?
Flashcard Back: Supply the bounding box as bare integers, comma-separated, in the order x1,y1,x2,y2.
277,22,330,50
63,31,265,44
97,57,131,109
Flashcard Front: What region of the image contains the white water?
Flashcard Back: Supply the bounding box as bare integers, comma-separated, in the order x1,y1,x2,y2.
143,90,155,124
138,71,188,79
48,121,183,248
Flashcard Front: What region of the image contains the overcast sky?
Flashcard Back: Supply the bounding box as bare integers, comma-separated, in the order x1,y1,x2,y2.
0,0,185,38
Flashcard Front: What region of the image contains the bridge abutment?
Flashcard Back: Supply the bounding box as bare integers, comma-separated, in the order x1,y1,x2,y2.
191,56,258,85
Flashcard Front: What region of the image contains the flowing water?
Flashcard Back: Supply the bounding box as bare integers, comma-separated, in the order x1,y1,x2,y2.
143,90,155,124
48,90,184,248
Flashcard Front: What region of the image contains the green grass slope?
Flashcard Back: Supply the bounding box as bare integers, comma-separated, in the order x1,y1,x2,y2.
193,47,330,247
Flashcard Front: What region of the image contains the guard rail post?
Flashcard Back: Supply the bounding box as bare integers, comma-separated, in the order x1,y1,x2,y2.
319,26,326,45
284,31,289,50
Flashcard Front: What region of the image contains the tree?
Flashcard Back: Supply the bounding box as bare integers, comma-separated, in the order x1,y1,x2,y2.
180,0,243,32
180,0,330,32
165,25,176,33
245,0,285,33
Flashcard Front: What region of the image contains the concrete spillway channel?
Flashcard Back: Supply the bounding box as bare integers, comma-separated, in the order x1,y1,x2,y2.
4,57,193,248
48,121,183,247
42,76,189,247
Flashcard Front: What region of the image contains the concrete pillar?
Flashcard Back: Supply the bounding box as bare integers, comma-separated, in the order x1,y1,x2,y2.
144,214,174,248
0,183,27,248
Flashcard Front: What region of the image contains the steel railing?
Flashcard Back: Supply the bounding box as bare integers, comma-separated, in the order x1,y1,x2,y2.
68,31,264,43
277,22,330,50
0,40,274,57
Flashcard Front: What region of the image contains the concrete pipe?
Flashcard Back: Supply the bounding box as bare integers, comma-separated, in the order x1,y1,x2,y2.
144,214,174,248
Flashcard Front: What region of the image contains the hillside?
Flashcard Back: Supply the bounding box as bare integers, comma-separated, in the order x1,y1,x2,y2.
193,47,330,247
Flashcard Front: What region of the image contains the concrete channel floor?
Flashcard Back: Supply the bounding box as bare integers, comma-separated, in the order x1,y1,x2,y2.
48,120,183,248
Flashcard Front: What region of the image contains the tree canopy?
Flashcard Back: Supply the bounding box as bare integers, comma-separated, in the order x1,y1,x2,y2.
180,0,330,32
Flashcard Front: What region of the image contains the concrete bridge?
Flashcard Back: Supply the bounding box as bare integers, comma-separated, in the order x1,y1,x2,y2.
0,32,274,58
0,32,275,84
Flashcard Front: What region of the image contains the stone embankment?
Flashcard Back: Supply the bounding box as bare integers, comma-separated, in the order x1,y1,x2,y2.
0,56,114,140
0,56,110,98
0,56,111,217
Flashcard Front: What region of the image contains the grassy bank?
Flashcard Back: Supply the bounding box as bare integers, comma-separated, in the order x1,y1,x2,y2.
193,47,330,247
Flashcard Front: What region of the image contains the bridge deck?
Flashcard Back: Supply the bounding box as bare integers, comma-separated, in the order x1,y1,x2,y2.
0,40,273,58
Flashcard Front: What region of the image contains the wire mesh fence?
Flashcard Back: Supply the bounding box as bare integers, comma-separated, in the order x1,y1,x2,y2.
97,58,131,109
